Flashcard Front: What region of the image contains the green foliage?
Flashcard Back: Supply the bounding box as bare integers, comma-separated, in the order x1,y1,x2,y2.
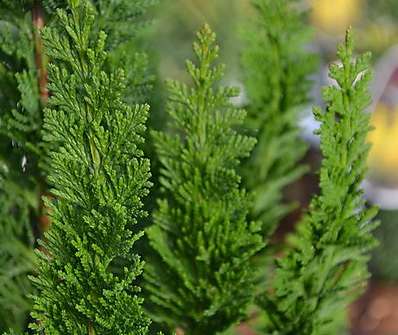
44,0,156,104
29,1,151,334
258,30,378,335
145,24,264,335
370,210,398,281
92,0,155,105
0,2,44,331
0,179,36,332
241,0,317,234
0,0,50,153
0,0,155,332
0,2,378,335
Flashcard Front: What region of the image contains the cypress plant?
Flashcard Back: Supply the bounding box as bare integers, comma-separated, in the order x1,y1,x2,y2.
28,1,151,333
258,30,378,335
145,24,265,335
0,0,154,332
242,0,317,234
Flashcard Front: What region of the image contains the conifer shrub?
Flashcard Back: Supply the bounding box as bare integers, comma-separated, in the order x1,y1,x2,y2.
258,30,379,335
145,24,265,335
0,0,154,332
242,0,317,234
28,1,151,333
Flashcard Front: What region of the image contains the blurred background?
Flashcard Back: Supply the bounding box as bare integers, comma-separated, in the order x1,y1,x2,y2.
146,1,398,334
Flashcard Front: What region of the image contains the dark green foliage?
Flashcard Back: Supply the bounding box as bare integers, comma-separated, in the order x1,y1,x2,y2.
0,179,36,332
0,1,45,331
29,1,151,333
370,210,398,281
242,0,317,234
0,3,42,152
145,24,265,335
258,30,378,335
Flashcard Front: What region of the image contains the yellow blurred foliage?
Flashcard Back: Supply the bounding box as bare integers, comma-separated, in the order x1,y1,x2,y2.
368,103,398,181
311,0,362,33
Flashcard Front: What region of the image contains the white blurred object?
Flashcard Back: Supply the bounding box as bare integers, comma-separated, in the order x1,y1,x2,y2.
363,180,398,210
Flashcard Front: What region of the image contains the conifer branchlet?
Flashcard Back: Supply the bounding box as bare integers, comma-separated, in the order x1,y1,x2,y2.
259,30,378,335
30,1,151,333
145,24,265,335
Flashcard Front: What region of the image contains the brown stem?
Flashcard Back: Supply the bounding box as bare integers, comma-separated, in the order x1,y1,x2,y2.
32,0,48,105
32,1,51,235
38,189,53,234
88,321,96,335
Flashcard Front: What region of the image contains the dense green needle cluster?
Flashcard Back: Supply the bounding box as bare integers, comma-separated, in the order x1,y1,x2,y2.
41,0,154,103
92,0,155,105
258,30,378,335
145,25,265,335
29,1,151,334
242,0,317,234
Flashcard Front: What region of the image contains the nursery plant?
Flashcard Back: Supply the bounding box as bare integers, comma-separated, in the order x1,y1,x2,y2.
258,30,378,335
0,0,380,334
145,24,265,335
29,0,152,333
241,0,317,234
0,0,153,332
